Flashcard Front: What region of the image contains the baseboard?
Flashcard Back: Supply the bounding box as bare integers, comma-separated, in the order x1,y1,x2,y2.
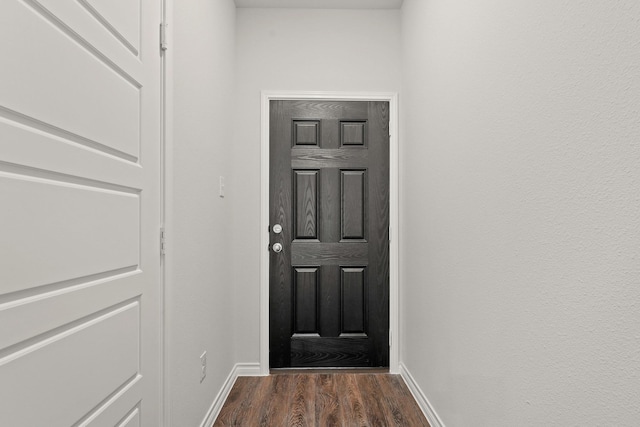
399,363,445,427
199,363,263,427
199,366,237,427
234,362,262,377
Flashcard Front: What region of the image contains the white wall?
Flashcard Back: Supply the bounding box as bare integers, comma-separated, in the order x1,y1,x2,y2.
169,0,237,425
233,8,402,363
400,1,640,426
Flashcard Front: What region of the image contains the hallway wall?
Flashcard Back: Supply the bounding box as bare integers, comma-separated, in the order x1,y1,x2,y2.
170,0,237,425
232,8,402,364
400,0,640,425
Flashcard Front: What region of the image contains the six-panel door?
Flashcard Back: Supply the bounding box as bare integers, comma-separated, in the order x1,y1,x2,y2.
270,100,390,368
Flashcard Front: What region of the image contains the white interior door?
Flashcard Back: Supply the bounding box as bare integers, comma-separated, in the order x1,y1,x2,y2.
0,0,162,425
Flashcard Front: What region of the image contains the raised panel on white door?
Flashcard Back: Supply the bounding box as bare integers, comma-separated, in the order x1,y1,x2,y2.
0,171,139,295
81,0,141,54
29,0,143,71
83,390,141,427
0,1,141,160
0,302,140,427
0,118,142,190
116,407,141,427
0,272,141,351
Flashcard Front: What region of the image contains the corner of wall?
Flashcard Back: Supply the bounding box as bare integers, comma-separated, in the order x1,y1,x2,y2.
399,363,446,427
198,363,262,427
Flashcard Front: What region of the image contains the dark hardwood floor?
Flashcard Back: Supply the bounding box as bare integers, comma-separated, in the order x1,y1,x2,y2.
213,372,430,426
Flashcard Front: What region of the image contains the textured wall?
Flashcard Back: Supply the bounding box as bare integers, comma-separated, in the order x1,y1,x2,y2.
400,0,640,425
232,8,401,364
170,0,237,425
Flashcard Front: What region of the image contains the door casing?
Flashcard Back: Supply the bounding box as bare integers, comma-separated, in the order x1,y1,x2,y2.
260,91,399,374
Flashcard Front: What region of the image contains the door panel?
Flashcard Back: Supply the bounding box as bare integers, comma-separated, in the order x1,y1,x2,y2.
0,0,161,425
293,170,319,240
1,1,141,159
270,100,389,368
0,303,139,427
342,170,366,240
81,0,141,53
1,174,138,294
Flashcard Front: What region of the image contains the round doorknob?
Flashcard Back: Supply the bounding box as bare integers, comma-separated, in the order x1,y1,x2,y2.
272,243,283,253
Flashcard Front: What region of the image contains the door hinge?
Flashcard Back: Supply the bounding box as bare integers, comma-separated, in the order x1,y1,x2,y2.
160,227,166,256
389,226,392,242
160,23,168,52
389,329,392,347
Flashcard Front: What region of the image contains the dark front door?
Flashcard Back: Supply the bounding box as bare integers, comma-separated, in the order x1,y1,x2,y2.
269,100,390,368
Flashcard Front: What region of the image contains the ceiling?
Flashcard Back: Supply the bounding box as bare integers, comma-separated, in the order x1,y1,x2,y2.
234,0,404,9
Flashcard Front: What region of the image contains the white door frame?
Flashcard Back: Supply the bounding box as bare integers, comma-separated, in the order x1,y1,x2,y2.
260,91,399,374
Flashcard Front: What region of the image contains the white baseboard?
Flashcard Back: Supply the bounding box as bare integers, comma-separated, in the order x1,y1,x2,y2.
199,363,264,427
399,363,445,427
234,362,262,377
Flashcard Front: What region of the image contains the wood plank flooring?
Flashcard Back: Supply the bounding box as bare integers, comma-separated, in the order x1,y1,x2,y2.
213,373,430,427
